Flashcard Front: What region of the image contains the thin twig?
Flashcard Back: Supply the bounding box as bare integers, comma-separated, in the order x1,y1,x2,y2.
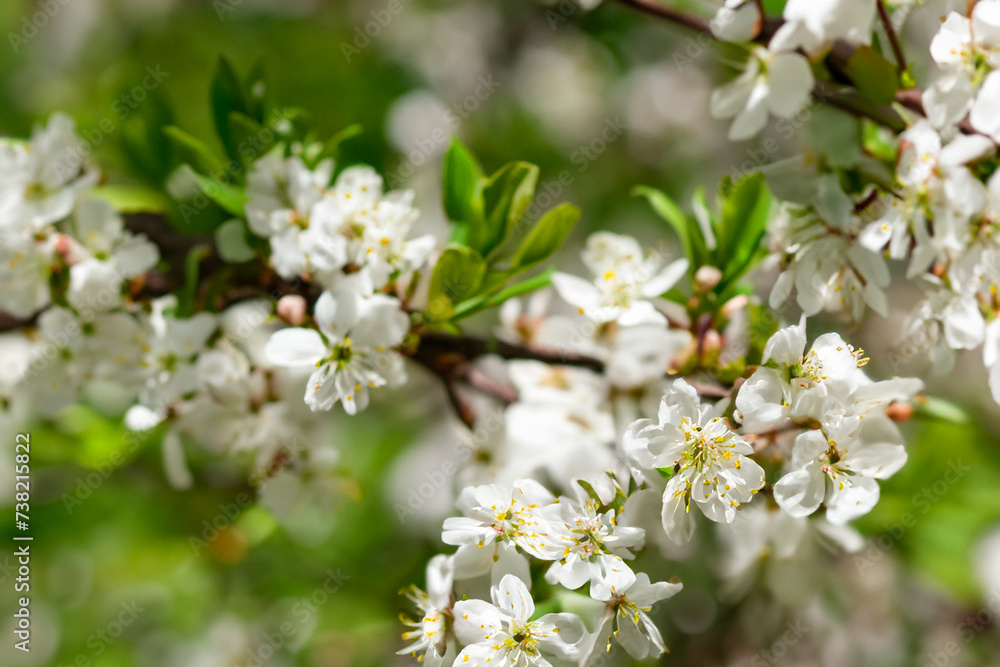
459,366,519,404
877,0,907,74
615,0,711,34
443,378,477,429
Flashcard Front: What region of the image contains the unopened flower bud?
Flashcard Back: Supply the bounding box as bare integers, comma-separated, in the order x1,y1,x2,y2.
277,294,308,326
721,294,749,319
886,402,915,423
694,265,723,292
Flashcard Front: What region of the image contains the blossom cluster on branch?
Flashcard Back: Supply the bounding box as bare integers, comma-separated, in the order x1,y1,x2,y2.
3,0,995,665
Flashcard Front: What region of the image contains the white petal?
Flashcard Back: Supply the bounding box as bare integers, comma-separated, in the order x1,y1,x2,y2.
265,328,326,367
492,574,534,623
773,464,825,518
766,52,814,117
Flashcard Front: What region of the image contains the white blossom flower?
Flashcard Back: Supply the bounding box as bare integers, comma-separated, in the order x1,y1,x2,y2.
711,0,762,43
452,574,585,666
552,232,688,325
583,564,682,663
64,198,160,312
246,155,431,293
624,379,765,543
541,485,645,595
770,0,877,54
138,297,219,409
398,555,456,667
245,152,348,281
504,362,618,487
772,403,909,524
442,479,556,582
710,46,814,141
0,113,98,230
769,200,891,322
265,290,410,414
924,2,1000,130
735,320,871,432
0,226,53,318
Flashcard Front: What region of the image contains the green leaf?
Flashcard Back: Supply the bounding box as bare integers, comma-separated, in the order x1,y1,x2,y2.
214,219,257,263
227,111,273,168
316,124,363,164
163,125,228,176
244,58,268,123
427,246,487,321
191,172,248,217
914,396,971,425
119,89,175,184
91,185,172,214
211,56,248,163
510,203,580,270
845,45,900,106
633,185,706,266
717,173,773,289
442,139,484,227
475,161,539,257
452,268,556,319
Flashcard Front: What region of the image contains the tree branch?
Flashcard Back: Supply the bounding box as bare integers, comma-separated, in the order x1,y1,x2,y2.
615,0,711,34
877,0,907,74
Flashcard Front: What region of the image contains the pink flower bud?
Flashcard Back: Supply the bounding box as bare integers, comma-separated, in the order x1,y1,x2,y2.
277,294,308,326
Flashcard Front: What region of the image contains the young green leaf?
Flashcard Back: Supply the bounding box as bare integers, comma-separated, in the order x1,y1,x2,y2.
845,45,900,106
316,124,363,164
442,139,484,226
510,202,580,270
227,111,273,168
191,172,248,217
211,56,249,162
428,246,487,320
717,173,772,288
475,161,539,257
244,58,268,123
633,185,707,267
91,185,172,214
163,125,228,176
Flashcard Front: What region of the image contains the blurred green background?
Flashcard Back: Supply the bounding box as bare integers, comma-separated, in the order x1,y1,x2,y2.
2,0,1000,665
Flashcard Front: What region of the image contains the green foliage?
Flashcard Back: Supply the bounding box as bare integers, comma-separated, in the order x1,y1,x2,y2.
845,45,900,106
430,140,580,324
428,245,488,320
118,88,176,185
635,173,773,298
210,55,270,167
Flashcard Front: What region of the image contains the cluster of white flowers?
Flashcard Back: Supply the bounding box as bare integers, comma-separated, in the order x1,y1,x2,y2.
403,300,921,664
246,151,432,415
0,119,349,496
857,0,1000,404
2,4,968,660
707,0,881,141
245,152,434,294
403,474,682,666
0,114,157,318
